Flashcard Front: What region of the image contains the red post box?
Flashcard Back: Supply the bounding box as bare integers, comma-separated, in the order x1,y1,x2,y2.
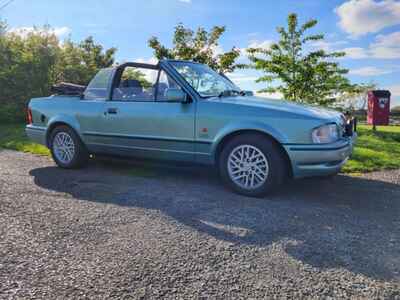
367,90,391,126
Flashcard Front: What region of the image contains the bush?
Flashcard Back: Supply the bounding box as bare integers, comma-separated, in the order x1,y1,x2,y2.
0,103,26,124
0,21,116,124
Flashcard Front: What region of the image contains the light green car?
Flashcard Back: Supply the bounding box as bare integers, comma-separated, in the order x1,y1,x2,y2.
26,60,357,196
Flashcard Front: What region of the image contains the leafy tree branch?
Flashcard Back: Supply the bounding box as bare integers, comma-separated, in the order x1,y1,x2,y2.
148,23,240,73
245,13,359,106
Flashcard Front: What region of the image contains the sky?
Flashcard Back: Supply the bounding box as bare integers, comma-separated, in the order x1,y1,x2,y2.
1,0,400,107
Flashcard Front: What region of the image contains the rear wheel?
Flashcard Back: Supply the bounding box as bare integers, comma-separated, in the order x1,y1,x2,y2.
50,126,88,169
219,134,286,197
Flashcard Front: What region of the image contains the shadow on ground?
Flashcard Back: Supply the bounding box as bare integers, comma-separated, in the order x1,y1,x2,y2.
29,158,400,281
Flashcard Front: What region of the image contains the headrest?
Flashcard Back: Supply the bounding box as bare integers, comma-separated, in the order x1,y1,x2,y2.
157,82,168,91
121,79,142,88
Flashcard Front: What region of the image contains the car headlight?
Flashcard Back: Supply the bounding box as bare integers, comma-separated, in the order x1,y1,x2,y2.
312,124,339,144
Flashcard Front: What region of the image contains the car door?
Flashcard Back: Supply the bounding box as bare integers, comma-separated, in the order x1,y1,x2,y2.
94,63,196,161
77,68,116,149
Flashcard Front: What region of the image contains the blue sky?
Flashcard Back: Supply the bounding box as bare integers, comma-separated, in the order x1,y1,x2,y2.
1,0,400,106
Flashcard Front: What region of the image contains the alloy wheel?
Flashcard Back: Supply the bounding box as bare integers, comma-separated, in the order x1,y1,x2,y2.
53,132,75,164
227,144,269,190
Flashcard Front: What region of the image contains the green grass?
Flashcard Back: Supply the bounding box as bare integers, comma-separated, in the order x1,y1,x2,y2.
343,125,400,173
1,123,400,174
0,124,49,155
0,123,156,177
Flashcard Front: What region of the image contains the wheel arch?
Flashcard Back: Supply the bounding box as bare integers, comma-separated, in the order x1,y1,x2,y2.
46,116,83,148
214,129,293,179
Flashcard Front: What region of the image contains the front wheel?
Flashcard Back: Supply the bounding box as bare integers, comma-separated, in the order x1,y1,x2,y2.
50,126,88,169
219,134,286,197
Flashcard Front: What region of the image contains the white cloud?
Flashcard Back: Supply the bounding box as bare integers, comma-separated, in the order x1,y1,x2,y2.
8,26,71,38
310,40,347,52
226,72,258,83
52,27,71,37
245,39,348,57
387,84,400,97
370,31,400,59
130,57,159,82
203,44,224,58
335,0,400,37
341,31,400,59
342,47,369,59
349,66,393,76
238,39,274,61
373,31,400,48
310,40,333,52
135,57,159,65
178,0,191,3
256,91,283,100
246,40,273,51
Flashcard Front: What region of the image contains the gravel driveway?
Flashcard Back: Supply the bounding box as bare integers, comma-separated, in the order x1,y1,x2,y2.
1,149,399,299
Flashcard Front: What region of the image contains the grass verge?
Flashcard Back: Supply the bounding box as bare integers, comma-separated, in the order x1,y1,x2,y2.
0,123,156,177
1,123,399,174
342,125,400,173
0,123,49,155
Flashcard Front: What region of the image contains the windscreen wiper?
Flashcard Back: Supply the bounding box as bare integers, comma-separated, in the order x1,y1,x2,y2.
218,89,242,97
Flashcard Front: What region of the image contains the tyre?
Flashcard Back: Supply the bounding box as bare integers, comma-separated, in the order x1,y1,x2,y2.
219,134,286,197
49,125,89,169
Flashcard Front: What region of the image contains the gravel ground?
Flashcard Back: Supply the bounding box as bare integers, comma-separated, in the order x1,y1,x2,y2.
1,149,399,299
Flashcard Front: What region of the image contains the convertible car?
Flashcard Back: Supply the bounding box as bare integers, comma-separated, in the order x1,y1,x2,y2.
26,60,357,196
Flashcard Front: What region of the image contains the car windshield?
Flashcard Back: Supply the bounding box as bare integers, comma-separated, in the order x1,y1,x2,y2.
169,61,241,98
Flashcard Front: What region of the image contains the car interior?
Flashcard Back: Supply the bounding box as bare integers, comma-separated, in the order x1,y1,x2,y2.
112,67,181,102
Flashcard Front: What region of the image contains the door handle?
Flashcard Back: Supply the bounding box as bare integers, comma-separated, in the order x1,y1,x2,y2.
106,108,118,114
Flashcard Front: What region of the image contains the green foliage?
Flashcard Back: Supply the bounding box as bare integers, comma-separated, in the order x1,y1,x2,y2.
148,23,240,73
0,103,26,125
0,21,117,123
57,37,116,85
246,13,355,106
0,19,7,36
343,125,400,173
121,68,152,89
0,123,49,155
335,82,376,111
0,25,60,122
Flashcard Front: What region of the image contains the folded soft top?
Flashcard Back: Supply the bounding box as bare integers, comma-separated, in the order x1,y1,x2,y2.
51,82,86,96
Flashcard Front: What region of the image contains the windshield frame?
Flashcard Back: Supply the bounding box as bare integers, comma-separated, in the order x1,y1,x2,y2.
168,60,241,99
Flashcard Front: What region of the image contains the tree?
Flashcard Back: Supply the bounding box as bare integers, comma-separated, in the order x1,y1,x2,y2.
0,25,60,123
335,82,376,112
148,23,240,73
57,36,117,85
246,13,354,106
0,19,6,36
121,67,152,88
0,21,117,123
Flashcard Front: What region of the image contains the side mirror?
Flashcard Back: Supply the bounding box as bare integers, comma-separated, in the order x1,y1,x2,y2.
242,90,254,96
165,88,188,103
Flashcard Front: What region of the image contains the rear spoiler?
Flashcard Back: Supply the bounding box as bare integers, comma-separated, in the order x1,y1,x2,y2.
51,82,86,96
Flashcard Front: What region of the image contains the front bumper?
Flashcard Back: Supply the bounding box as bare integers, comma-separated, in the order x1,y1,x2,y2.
283,133,357,178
